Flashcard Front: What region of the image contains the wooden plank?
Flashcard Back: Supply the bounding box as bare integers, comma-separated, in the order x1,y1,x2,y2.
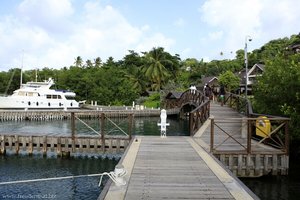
103,136,257,200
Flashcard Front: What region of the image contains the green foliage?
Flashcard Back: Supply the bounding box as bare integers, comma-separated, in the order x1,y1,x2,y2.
142,47,171,91
253,53,300,138
143,93,160,108
218,71,240,92
1,34,300,142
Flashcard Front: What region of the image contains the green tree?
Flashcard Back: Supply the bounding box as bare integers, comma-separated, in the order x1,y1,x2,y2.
85,59,93,68
94,57,102,68
253,54,300,138
123,67,147,94
218,71,240,92
74,56,83,67
142,47,172,91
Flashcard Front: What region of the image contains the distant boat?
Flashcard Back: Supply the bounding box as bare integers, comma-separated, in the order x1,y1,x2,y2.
0,78,79,110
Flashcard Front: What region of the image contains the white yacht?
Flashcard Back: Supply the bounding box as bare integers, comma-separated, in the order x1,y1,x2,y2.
0,78,79,109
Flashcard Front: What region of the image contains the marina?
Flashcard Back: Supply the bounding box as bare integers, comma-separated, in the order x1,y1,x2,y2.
1,91,289,199
0,91,293,199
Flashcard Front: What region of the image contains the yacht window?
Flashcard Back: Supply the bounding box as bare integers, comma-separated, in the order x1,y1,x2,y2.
48,103,51,106
46,95,51,99
53,95,58,99
18,91,25,96
58,95,62,99
28,102,31,106
36,102,39,106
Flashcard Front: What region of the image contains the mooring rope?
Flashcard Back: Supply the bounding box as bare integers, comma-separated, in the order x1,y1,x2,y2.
98,169,127,186
0,173,102,185
0,169,127,186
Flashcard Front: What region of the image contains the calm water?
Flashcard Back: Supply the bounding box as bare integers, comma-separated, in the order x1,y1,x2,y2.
0,116,189,136
0,155,119,200
0,117,189,199
0,117,300,199
241,161,300,200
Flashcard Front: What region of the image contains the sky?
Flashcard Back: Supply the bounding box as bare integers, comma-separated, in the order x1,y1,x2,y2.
0,0,299,71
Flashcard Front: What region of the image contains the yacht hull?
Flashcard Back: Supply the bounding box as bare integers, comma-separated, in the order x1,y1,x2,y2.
0,96,79,109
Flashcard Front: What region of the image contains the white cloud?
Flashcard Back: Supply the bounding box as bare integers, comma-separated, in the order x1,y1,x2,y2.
199,0,300,59
200,0,262,53
258,0,300,39
17,0,74,34
0,0,175,70
135,33,175,53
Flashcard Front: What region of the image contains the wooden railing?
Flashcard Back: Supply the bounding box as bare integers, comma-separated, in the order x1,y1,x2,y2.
210,117,290,154
189,99,210,136
164,89,205,110
224,93,248,114
0,112,134,156
211,92,290,155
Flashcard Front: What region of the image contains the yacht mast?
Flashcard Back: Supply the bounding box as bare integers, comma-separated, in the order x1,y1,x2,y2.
20,50,24,88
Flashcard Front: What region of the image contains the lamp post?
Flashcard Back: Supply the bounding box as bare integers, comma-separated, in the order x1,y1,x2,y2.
244,36,252,98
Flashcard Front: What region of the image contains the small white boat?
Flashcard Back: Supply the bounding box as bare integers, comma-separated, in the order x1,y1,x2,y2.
0,78,79,110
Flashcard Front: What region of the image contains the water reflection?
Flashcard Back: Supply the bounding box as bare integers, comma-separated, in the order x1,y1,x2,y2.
0,117,189,136
241,162,300,200
0,117,189,199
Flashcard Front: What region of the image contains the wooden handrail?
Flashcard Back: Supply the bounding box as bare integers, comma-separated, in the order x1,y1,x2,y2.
210,93,290,155
189,99,210,136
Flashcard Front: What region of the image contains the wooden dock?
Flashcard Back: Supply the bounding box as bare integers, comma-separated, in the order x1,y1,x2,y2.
0,135,130,156
0,109,159,121
101,136,258,200
193,102,289,177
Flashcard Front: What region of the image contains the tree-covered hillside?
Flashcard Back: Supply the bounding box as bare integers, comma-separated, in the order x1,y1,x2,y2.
1,33,300,141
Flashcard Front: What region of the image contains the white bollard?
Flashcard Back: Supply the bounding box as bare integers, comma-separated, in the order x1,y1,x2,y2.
157,109,170,138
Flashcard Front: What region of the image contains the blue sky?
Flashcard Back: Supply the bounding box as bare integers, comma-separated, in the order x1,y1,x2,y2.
0,0,299,71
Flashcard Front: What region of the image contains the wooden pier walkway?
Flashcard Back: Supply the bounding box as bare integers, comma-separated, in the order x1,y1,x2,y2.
101,136,258,200
194,102,289,177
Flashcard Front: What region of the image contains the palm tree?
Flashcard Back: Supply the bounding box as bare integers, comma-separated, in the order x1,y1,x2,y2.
94,57,102,68
143,47,172,91
123,67,147,94
85,59,93,68
74,56,83,67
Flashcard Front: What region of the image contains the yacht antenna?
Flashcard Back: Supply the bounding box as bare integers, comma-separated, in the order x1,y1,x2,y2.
20,50,24,88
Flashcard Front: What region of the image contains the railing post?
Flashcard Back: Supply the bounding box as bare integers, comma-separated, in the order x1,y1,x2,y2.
71,112,75,153
210,117,214,153
128,113,133,140
101,113,105,152
247,118,252,154
189,112,194,136
285,120,289,155
237,96,240,112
